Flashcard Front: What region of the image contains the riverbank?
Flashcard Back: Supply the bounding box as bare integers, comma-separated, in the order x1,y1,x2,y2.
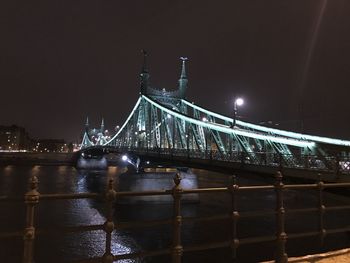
0,152,75,166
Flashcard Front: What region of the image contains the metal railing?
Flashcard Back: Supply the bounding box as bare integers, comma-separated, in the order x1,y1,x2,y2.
1,171,350,262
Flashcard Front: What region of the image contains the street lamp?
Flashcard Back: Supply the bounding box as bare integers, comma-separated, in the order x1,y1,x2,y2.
232,97,244,128
121,154,141,172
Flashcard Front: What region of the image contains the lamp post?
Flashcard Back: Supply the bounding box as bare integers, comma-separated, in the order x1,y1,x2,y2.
121,154,140,173
232,97,244,128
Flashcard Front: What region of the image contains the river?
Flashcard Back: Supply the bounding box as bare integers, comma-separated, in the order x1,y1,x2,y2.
0,165,350,262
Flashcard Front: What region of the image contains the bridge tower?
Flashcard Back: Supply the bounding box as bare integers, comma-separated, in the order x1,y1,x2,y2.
178,57,188,99
140,50,150,95
85,116,89,132
100,118,105,134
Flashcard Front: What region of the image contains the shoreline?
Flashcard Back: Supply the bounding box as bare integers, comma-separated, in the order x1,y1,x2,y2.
0,152,75,166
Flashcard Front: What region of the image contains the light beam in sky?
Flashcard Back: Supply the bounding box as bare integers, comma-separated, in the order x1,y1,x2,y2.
298,0,328,132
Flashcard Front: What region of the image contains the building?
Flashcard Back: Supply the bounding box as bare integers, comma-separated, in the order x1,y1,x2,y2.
0,125,31,151
32,139,69,153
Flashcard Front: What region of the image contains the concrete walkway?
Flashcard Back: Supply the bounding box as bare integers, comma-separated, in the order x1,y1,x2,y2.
263,248,350,262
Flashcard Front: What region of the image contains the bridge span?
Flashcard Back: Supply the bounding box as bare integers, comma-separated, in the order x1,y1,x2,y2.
78,145,349,183
79,54,350,182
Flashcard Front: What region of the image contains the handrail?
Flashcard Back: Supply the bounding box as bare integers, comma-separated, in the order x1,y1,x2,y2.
1,171,350,262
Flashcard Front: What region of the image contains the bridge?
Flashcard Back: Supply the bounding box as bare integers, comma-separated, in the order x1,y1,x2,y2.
79,53,350,181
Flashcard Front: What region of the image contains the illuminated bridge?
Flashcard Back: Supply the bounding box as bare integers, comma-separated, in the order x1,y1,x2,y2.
79,53,350,181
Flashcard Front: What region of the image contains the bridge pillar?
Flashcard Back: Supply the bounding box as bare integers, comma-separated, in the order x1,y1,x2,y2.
305,155,310,169
240,152,245,165
278,153,283,170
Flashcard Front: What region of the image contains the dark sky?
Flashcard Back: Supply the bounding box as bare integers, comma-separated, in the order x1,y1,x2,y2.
1,0,350,142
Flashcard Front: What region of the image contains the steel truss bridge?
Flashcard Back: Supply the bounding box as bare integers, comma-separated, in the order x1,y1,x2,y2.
80,55,350,179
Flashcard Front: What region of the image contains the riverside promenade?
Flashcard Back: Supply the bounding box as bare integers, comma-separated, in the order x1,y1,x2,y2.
264,248,350,263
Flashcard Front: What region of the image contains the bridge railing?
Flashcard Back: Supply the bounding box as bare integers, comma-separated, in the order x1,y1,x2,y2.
1,171,350,262
115,146,350,174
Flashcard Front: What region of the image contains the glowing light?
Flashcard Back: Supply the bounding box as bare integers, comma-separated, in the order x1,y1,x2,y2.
143,95,314,148
202,117,208,122
181,99,350,147
122,155,128,161
235,98,244,106
103,97,142,146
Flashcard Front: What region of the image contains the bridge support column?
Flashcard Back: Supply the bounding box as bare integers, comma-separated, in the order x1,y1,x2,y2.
305,155,310,169
278,153,283,170
240,152,245,166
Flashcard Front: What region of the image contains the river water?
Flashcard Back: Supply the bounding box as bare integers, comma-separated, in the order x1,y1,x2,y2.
0,165,350,263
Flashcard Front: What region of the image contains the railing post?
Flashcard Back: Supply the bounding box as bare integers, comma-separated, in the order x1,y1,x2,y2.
103,179,116,263
23,175,40,263
317,174,326,245
274,171,287,263
230,175,239,260
172,173,183,263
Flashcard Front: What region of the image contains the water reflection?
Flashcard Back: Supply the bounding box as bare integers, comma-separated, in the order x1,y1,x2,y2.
74,168,138,263
0,166,350,263
31,165,41,176
4,165,13,175
58,165,68,175
0,165,14,195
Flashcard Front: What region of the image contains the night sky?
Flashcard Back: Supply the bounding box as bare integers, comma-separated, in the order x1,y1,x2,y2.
1,0,350,142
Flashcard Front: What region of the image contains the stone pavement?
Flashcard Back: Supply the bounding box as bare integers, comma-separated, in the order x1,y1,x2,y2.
263,248,350,262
